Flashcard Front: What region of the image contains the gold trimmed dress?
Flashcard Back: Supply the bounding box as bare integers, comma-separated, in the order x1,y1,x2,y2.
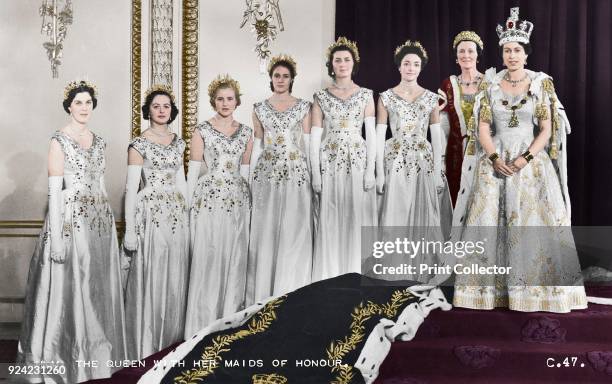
185,122,252,338
452,70,587,312
124,135,190,360
18,131,126,383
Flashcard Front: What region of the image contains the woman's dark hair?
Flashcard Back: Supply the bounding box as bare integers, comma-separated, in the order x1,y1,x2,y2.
326,46,360,78
394,46,429,68
63,85,97,114
269,61,296,93
454,40,483,57
141,91,179,124
500,42,532,56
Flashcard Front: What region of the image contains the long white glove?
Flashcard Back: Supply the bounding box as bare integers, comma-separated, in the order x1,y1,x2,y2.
240,164,250,182
303,133,311,168
250,137,263,183
175,164,188,206
375,123,387,194
310,126,323,193
123,165,141,251
48,176,65,263
364,116,376,190
99,175,109,199
187,160,202,207
429,123,445,189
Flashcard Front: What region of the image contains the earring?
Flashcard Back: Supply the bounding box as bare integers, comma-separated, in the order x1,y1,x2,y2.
331,71,335,76
456,59,459,63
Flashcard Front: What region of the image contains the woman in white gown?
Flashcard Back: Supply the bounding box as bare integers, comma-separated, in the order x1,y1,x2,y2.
247,54,313,304
184,75,253,338
375,40,449,283
123,85,189,359
311,36,377,281
18,80,126,383
453,8,587,312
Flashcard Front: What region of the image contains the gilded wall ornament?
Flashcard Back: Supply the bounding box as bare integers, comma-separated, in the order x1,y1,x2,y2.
240,0,284,72
39,0,73,78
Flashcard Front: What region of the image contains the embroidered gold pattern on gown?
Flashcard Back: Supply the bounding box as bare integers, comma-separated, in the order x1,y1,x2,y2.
124,135,189,360
312,88,378,281
377,90,449,283
453,81,587,312
185,121,252,338
247,99,313,304
18,131,126,383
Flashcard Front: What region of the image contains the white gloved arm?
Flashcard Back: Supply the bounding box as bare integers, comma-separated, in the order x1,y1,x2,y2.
175,164,188,205
310,126,323,193
375,123,387,194
364,116,376,190
250,137,263,183
187,160,202,207
303,133,311,168
240,164,250,182
48,176,65,263
123,165,141,251
430,123,445,188
99,174,109,199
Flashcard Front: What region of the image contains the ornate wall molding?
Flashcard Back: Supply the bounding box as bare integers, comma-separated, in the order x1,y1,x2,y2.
151,0,173,85
182,0,199,165
131,0,143,138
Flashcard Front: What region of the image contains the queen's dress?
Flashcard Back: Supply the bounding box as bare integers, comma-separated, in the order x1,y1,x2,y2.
452,69,588,312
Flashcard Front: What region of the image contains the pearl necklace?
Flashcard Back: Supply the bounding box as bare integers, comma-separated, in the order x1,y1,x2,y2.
149,127,172,137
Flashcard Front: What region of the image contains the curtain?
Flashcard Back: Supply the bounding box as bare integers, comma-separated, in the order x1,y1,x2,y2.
335,0,612,226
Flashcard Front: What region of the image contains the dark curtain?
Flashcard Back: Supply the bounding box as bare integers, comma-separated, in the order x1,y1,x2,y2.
335,0,612,226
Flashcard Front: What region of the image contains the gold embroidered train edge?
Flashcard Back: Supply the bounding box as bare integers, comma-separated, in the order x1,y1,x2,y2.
174,296,287,384
326,289,414,384
182,0,199,170
252,373,288,384
131,0,142,139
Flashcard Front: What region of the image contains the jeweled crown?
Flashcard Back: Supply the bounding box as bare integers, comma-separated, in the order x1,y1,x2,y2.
394,40,428,60
326,36,360,63
496,7,533,46
144,84,175,102
267,54,297,76
63,79,97,100
207,74,241,98
453,30,483,50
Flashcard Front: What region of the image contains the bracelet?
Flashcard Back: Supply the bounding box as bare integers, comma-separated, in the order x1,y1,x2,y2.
522,150,534,162
488,152,499,162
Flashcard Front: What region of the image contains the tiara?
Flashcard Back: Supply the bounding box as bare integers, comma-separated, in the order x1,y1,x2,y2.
394,40,428,60
453,30,484,50
207,74,241,98
326,36,360,63
63,79,97,100
496,7,534,46
267,54,297,76
144,84,175,102
252,373,288,384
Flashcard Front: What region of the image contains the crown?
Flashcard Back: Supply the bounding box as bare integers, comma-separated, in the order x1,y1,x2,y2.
496,7,534,46
267,54,297,76
394,40,428,60
453,30,484,50
251,373,288,384
326,36,360,63
144,84,175,102
63,79,97,100
207,74,241,98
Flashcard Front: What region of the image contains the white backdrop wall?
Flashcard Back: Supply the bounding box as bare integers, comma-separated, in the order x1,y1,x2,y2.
0,0,131,321
198,0,336,123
